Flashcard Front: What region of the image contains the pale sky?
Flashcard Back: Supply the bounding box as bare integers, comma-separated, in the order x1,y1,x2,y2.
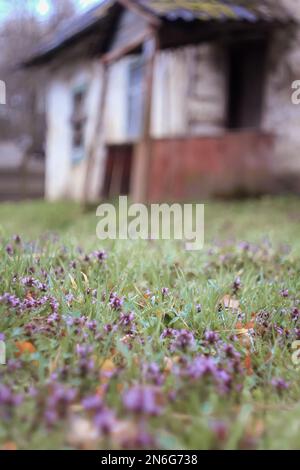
0,0,101,20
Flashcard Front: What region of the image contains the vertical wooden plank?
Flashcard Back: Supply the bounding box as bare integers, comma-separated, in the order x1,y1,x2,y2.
20,150,30,199
131,33,158,203
83,64,109,204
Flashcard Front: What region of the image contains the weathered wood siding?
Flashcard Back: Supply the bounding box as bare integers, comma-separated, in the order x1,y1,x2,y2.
109,9,149,53
0,159,45,201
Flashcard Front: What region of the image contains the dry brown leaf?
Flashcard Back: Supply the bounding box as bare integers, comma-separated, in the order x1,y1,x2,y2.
244,353,254,376
15,341,36,357
164,356,180,373
220,295,241,313
110,420,138,447
67,416,99,450
1,442,17,451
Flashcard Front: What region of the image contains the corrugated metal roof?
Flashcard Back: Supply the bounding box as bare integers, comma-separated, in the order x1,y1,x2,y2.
136,0,289,22
25,0,291,65
24,0,118,65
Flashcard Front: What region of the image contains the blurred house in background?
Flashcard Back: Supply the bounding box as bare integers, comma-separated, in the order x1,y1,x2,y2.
0,12,47,201
25,0,300,202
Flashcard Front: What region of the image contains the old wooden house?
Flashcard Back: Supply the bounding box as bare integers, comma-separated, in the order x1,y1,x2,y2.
25,0,300,202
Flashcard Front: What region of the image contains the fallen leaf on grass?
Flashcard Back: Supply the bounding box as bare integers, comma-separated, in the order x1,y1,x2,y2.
67,416,99,450
69,274,78,290
220,295,241,314
100,359,117,379
15,341,36,357
164,356,180,373
96,359,118,397
81,272,89,285
1,442,17,450
244,353,254,376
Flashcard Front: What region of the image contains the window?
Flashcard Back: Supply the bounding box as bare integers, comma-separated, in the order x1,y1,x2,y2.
127,57,144,140
227,40,267,130
70,85,87,164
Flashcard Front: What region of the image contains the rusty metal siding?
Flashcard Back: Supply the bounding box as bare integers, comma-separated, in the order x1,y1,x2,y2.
148,132,275,201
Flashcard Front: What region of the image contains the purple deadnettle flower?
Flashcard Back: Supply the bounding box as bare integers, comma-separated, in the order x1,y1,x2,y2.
103,323,118,334
82,395,103,413
5,244,13,256
171,329,195,351
76,344,93,358
13,234,21,244
160,328,176,339
232,277,241,294
47,313,60,326
271,378,289,392
86,320,97,332
291,308,300,321
7,359,22,372
119,311,135,326
223,343,241,361
49,296,59,313
187,355,217,379
143,362,165,386
205,330,219,344
94,250,107,262
161,287,169,298
281,289,289,298
0,333,5,341
294,328,300,340
123,385,163,416
210,420,229,442
119,312,136,333
94,408,116,435
44,409,58,427
45,384,77,423
0,385,23,420
109,293,124,310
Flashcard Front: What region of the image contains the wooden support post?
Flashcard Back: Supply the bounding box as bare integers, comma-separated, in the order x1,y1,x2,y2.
20,149,30,200
131,33,158,203
83,64,109,205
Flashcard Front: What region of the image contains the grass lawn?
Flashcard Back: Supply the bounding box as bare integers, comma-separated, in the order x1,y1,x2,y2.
1,197,300,450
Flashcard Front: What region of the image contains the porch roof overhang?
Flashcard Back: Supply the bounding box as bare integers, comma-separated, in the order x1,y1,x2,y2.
23,0,121,67
23,0,294,68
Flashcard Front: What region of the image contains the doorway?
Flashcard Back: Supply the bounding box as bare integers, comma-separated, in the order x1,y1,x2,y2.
102,144,133,199
227,39,268,130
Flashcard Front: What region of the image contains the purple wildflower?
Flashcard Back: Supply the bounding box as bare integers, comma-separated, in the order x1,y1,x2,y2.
281,289,289,298
232,276,241,294
45,384,76,423
160,328,176,339
86,320,97,332
292,308,300,321
13,234,21,244
94,408,115,434
271,378,289,392
161,287,169,298
109,293,124,310
205,330,220,344
187,355,217,379
143,362,165,386
5,244,13,256
94,250,107,262
123,386,163,416
171,329,195,351
82,395,103,413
